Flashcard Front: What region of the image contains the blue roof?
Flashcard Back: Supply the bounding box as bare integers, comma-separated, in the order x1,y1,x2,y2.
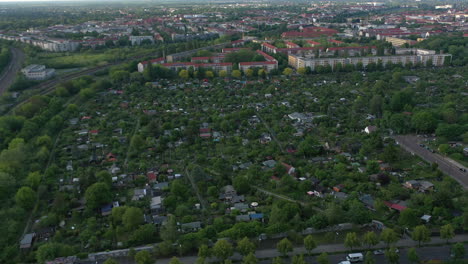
101,204,113,212
249,213,264,219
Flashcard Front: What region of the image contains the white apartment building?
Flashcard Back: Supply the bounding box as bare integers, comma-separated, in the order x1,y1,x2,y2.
21,65,55,80
129,36,154,46
288,49,451,70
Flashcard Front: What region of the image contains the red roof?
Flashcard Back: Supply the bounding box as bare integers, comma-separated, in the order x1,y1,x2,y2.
239,61,277,66
197,62,231,67
231,39,245,44
256,50,276,61
282,31,336,38
147,171,157,181
327,46,376,51
222,47,250,53
261,43,278,50
140,57,165,65
162,62,198,67
302,27,339,34
285,41,300,47
307,40,321,45
384,201,407,212
328,39,344,44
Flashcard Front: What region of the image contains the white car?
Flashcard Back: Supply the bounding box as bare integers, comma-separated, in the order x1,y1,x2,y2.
338,261,351,264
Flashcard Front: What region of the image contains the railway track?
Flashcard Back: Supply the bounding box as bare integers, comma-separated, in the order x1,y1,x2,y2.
4,41,233,115
5,56,138,115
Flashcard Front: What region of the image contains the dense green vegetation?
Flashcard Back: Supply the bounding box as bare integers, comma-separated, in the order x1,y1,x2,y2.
0,56,466,263
0,43,11,74
0,2,466,264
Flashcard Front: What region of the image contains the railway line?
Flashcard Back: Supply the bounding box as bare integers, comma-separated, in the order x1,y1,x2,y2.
4,41,232,115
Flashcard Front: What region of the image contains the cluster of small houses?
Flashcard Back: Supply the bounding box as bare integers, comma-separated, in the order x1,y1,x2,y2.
17,75,448,263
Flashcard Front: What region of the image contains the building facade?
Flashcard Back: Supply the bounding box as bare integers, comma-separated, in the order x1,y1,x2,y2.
288,49,451,70
21,65,55,80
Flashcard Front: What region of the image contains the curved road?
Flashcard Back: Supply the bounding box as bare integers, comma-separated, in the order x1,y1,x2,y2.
394,135,468,189
0,47,25,95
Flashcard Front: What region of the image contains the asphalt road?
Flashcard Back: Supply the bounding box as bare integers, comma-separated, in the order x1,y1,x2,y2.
278,245,467,264
394,135,468,189
0,47,25,95
83,244,467,264
81,234,468,264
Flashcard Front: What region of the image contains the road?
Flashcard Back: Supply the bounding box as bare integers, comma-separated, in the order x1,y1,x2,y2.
394,135,468,189
0,47,25,95
151,235,468,264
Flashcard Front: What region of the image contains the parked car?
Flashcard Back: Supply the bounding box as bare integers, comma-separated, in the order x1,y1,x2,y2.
373,249,384,255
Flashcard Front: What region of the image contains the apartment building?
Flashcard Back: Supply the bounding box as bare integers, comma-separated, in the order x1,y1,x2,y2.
238,61,278,72
288,49,451,70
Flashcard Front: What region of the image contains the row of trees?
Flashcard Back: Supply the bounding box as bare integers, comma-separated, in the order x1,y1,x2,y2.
0,45,11,73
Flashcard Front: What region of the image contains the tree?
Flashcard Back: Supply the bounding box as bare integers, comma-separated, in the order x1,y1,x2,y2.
25,171,42,190
282,68,293,76
407,248,419,263
258,69,267,78
231,70,242,78
237,237,256,256
131,134,146,152
84,182,112,210
363,231,379,249
134,250,152,264
212,240,233,261
276,238,293,256
0,172,15,200
317,252,330,264
412,111,437,133
385,247,399,264
96,170,112,186
233,176,250,194
411,225,430,247
297,67,307,75
451,243,465,260
36,243,74,264
160,215,178,242
179,70,189,79
103,259,118,264
398,208,419,228
364,251,375,264
245,69,254,77
219,70,228,78
123,207,144,230
169,257,183,264
15,186,36,209
380,228,399,247
205,71,214,78
370,95,383,117
242,253,258,264
304,235,317,254
198,244,210,259
344,232,360,251
292,254,306,264
440,224,454,244
272,257,283,264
